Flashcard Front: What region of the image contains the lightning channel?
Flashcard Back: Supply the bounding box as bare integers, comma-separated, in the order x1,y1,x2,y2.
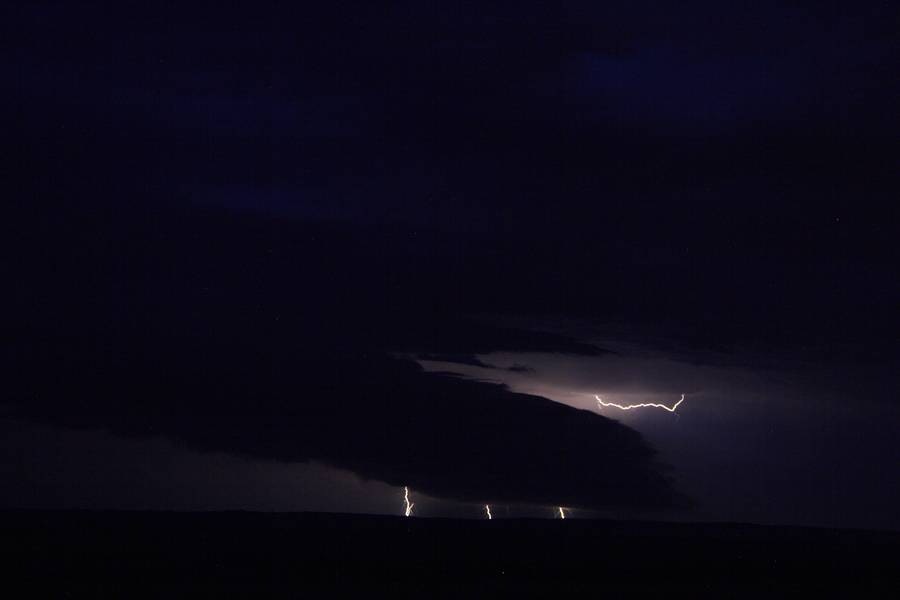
403,486,415,517
485,505,492,520
596,393,686,413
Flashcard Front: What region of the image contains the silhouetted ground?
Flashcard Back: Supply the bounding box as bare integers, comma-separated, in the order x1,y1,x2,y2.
2,511,897,597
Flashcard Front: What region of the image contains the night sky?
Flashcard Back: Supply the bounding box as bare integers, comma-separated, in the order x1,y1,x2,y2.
3,2,898,530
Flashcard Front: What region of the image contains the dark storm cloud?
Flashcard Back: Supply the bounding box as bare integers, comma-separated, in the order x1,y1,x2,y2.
6,343,680,510
4,0,896,357
3,202,680,510
3,0,897,518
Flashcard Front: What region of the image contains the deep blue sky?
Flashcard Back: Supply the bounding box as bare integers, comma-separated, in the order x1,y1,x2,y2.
3,1,898,528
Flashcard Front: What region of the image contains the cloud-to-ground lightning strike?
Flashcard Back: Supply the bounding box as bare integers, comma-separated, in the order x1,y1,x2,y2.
595,393,686,413
485,505,492,520
557,507,566,519
403,486,414,517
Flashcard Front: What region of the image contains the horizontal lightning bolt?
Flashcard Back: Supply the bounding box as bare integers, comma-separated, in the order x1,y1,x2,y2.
596,393,685,413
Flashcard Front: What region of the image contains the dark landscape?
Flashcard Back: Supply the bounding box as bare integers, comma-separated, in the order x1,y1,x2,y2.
5,511,898,597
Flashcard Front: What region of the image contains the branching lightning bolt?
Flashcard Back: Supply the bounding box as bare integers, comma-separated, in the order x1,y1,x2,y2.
485,505,492,520
595,393,686,413
403,486,415,517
